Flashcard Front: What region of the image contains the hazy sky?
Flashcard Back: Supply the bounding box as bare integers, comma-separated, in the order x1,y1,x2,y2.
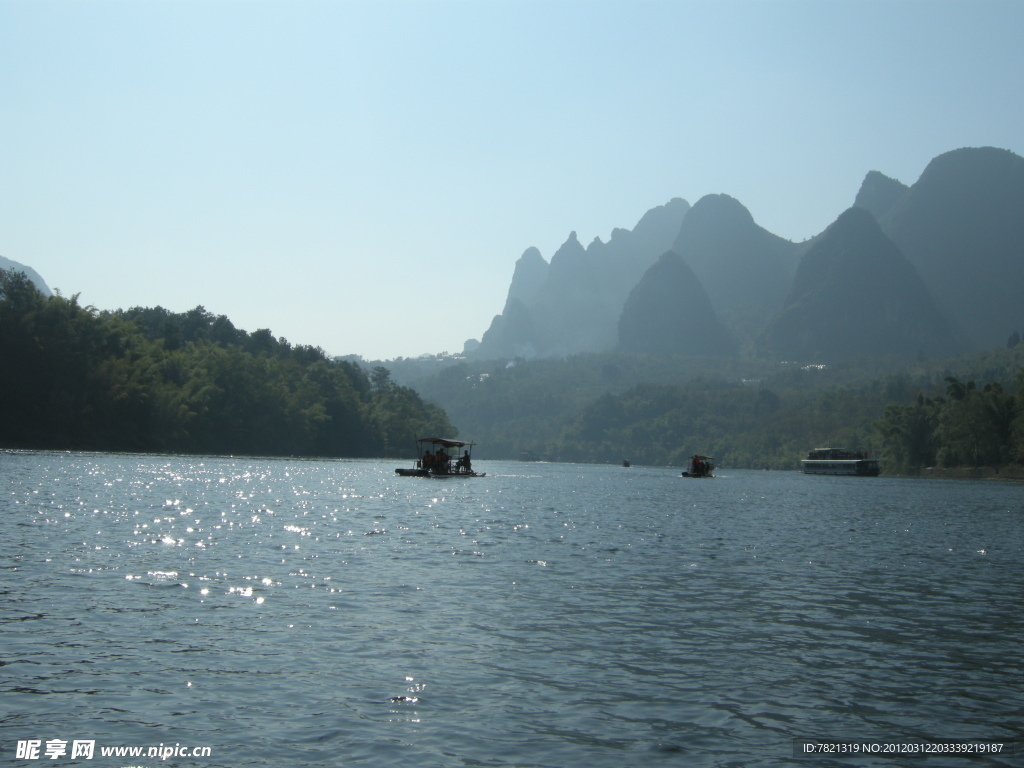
3,0,1022,360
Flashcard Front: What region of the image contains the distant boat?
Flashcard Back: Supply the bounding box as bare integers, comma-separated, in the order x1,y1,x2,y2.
801,448,879,476
396,437,485,478
682,455,714,478
622,459,631,468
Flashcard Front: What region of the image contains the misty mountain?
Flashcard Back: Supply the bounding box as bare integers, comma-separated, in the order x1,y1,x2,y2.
670,194,801,343
466,146,1023,366
760,207,957,362
853,170,909,221
618,251,738,357
0,255,51,296
473,198,690,359
471,297,540,360
504,246,549,309
877,146,1024,350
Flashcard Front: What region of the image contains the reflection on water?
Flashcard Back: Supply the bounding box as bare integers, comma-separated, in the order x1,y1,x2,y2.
2,452,1022,767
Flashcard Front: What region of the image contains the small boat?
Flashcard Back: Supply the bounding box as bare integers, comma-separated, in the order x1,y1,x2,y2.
622,459,631,468
801,448,879,476
682,455,714,478
396,437,485,478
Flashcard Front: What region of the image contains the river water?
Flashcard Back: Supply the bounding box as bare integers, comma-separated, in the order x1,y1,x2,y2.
2,451,1021,767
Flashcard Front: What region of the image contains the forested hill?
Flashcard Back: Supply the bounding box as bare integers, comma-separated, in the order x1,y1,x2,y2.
0,269,452,457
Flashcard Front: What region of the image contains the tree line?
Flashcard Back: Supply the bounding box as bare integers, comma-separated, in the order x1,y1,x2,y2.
414,348,1024,473
0,269,452,457
560,371,1024,472
7,262,1022,472
876,374,1023,473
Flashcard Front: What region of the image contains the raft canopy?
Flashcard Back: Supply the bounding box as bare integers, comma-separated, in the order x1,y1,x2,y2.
417,437,476,449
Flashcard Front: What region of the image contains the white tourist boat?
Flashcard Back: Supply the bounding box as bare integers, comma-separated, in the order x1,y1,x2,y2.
801,448,880,476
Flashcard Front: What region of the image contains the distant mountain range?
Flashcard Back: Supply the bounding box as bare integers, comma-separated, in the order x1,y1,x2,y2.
471,146,1024,363
477,198,690,358
6,147,1022,367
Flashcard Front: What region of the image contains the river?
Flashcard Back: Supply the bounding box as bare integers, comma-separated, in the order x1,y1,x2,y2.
2,451,1021,767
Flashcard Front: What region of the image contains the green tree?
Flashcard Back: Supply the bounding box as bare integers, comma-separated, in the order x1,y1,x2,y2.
876,395,941,473
935,379,1015,466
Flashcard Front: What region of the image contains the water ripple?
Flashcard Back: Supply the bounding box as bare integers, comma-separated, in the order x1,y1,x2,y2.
1,453,1021,766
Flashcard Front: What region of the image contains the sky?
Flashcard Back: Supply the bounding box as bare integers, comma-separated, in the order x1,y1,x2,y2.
2,0,1022,361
